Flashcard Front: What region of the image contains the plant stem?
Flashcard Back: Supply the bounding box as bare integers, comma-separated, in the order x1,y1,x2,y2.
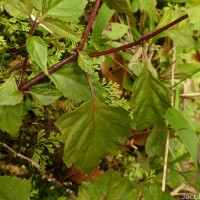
78,0,101,51
19,13,188,92
18,19,39,88
88,14,188,57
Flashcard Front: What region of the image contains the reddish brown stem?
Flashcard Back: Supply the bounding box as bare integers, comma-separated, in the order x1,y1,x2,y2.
20,1,102,92
20,51,78,92
88,14,188,57
20,13,188,92
78,0,101,51
18,19,39,88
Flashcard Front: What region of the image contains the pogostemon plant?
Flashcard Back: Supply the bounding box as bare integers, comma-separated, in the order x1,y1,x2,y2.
0,0,200,199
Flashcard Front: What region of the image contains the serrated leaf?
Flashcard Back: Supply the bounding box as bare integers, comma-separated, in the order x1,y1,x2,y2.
103,23,129,40
42,0,87,23
143,182,176,200
0,103,23,137
26,36,48,75
130,66,170,131
56,100,131,172
103,0,135,22
0,176,31,200
78,51,93,75
0,76,23,105
49,63,104,102
42,18,79,41
165,108,200,168
146,119,168,157
28,88,62,105
78,171,136,199
138,0,158,21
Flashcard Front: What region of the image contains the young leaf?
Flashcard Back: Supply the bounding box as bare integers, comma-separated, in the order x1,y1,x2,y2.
42,0,87,23
0,76,23,105
165,108,200,169
78,171,136,199
138,0,158,21
26,36,48,75
0,176,31,200
187,5,200,24
103,23,129,40
0,104,23,138
56,100,131,172
42,18,80,42
130,66,170,131
78,51,94,75
28,88,62,105
49,63,104,102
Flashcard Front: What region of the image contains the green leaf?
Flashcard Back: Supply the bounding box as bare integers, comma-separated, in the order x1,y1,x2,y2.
91,3,115,40
28,88,62,105
130,66,170,131
165,108,200,169
146,119,168,158
186,0,200,8
9,0,32,16
78,51,94,75
31,0,42,11
175,63,200,75
0,103,23,137
103,23,129,40
78,171,136,200
187,5,200,24
49,63,104,102
0,176,31,200
26,36,48,75
42,18,80,42
138,0,158,21
56,100,131,172
156,10,193,46
103,0,135,22
42,0,88,23
143,182,175,200
0,76,23,105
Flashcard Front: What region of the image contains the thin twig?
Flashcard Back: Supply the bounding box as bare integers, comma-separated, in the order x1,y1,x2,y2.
162,42,177,192
1,143,75,197
162,130,170,192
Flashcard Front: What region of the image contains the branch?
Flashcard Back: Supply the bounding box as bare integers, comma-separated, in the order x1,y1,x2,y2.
1,143,76,198
18,18,39,89
20,0,102,92
78,0,101,51
19,13,188,92
88,14,188,57
20,51,78,92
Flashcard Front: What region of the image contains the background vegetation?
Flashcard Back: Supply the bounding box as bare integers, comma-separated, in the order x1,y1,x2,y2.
0,0,200,199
